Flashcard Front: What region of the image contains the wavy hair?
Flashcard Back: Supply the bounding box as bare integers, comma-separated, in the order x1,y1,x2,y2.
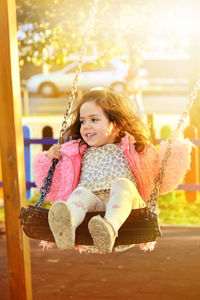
66,89,150,152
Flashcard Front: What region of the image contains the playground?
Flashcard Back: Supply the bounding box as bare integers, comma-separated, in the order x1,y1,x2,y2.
1,1,200,300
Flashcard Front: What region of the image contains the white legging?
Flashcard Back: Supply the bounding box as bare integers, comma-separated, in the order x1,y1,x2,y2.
65,178,146,234
67,178,146,234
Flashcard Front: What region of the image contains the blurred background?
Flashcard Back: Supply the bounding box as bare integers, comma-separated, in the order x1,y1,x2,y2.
16,0,200,134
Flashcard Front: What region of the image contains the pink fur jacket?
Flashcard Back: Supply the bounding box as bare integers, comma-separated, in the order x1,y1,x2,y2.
33,133,193,204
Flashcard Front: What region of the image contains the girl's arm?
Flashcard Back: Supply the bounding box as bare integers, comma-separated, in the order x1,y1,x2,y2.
33,145,62,202
33,151,53,188
33,140,80,202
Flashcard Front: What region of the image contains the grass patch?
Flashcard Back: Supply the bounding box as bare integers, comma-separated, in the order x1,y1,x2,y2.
158,191,200,225
27,193,51,209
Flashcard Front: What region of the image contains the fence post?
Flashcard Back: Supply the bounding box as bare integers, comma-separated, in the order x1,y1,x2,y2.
42,126,53,151
23,126,32,199
184,125,199,203
160,125,175,202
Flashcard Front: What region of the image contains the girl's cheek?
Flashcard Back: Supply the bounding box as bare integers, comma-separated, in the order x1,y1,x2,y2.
80,127,83,136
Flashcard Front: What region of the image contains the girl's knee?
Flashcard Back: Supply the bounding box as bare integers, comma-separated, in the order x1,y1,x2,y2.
72,187,90,196
111,178,135,191
68,187,91,202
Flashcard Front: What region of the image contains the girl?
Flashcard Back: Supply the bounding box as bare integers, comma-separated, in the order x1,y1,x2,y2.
34,88,193,253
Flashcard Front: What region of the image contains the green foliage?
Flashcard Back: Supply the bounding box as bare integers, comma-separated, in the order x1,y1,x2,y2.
15,0,165,69
16,0,200,72
28,193,51,209
160,125,172,139
159,191,200,225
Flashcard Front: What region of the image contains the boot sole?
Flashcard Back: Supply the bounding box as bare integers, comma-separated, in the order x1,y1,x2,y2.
48,201,75,250
88,216,114,253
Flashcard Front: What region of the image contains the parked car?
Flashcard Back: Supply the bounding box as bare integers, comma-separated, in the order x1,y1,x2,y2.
141,54,190,94
27,59,129,97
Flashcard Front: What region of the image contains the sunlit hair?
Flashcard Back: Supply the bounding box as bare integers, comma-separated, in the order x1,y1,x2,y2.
66,89,150,152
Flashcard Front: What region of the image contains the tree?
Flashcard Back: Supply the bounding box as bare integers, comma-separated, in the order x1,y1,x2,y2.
16,0,162,70
16,0,200,70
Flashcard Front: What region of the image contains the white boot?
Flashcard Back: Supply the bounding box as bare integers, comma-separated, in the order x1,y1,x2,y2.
48,201,75,250
88,215,117,253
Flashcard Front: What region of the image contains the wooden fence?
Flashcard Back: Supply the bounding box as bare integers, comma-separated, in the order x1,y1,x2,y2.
0,125,200,200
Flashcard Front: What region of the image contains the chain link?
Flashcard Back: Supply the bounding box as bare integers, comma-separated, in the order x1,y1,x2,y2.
35,158,59,207
58,0,99,144
35,0,99,207
146,144,172,213
147,77,200,212
177,77,200,131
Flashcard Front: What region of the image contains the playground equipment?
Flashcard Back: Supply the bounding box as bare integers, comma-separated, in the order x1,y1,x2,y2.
0,0,32,299
0,0,199,299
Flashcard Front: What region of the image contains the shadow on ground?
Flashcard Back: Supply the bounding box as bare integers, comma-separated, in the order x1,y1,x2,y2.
1,226,200,300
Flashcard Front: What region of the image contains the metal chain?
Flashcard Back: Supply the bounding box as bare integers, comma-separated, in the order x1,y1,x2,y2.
58,0,99,144
146,144,172,213
177,77,200,131
35,158,58,207
147,77,200,213
35,0,99,207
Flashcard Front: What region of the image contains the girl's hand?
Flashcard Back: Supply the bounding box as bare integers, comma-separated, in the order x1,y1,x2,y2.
168,128,182,143
46,144,61,160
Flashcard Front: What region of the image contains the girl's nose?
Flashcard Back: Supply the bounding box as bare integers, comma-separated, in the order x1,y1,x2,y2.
83,122,92,129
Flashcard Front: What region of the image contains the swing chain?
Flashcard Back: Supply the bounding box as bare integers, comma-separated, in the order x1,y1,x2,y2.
34,0,98,207
177,76,200,131
146,143,172,214
58,0,99,144
147,76,200,213
35,158,59,207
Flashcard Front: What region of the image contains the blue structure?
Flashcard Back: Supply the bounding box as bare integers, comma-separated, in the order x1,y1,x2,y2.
23,126,32,199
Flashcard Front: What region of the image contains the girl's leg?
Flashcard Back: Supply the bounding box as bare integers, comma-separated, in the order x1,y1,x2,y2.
48,187,105,250
105,178,146,233
88,178,145,253
67,187,105,228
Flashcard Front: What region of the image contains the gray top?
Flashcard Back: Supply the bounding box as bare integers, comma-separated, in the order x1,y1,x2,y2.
78,143,138,192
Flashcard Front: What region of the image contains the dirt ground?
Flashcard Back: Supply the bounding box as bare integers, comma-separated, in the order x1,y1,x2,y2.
1,224,200,300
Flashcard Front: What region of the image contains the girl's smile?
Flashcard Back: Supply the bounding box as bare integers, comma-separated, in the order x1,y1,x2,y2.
79,101,118,147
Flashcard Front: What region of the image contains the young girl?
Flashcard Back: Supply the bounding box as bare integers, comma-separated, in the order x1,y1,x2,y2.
34,88,193,253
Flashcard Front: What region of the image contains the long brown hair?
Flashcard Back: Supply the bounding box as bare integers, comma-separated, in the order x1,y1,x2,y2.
66,89,150,152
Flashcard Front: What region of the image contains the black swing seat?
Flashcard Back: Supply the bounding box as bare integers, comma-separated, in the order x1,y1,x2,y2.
19,205,162,246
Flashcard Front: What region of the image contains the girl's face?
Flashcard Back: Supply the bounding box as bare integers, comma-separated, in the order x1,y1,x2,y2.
79,101,118,147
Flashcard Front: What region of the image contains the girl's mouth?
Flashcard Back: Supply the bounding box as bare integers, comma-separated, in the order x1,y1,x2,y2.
86,133,96,137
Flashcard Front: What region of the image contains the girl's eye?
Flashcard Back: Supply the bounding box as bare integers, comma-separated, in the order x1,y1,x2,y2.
80,118,99,125
92,118,98,122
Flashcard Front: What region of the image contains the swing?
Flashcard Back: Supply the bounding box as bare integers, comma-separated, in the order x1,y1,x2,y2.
19,0,200,252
